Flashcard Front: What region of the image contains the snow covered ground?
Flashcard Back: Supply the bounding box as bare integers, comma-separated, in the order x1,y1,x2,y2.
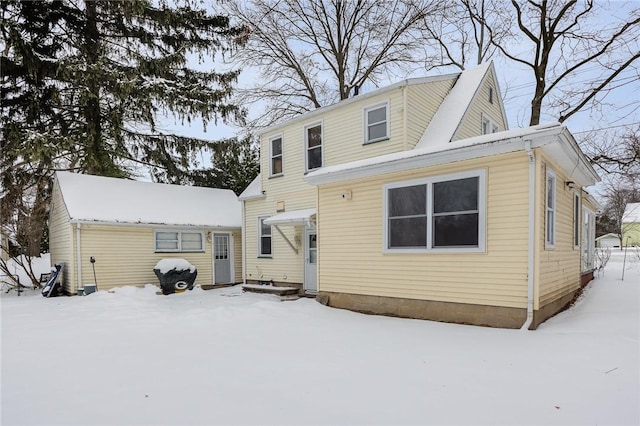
1,251,638,426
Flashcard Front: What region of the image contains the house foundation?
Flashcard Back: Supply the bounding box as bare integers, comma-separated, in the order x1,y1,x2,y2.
319,290,583,330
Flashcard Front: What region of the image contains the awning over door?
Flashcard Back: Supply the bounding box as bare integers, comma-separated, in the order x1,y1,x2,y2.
263,208,316,226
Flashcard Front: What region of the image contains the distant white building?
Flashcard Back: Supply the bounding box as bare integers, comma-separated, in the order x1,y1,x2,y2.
595,233,621,249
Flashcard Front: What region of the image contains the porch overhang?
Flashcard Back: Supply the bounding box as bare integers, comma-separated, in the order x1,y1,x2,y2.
264,208,316,227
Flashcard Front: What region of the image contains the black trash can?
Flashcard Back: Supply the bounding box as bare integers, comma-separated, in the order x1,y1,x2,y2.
153,259,197,295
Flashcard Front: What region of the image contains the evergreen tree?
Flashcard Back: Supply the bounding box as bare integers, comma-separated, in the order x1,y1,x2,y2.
188,136,259,196
1,0,247,281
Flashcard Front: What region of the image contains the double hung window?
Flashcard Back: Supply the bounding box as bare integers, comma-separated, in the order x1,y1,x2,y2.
546,169,556,248
270,135,283,176
305,123,323,171
258,217,272,257
364,102,389,143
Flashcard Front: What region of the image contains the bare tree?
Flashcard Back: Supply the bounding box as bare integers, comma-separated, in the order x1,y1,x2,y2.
580,126,640,177
226,0,444,128
473,0,640,126
422,0,511,70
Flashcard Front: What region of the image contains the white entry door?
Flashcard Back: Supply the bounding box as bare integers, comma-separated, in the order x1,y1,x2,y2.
304,228,317,293
214,233,231,284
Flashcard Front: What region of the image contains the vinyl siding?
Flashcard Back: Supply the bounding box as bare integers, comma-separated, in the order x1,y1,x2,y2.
316,151,530,308
232,229,242,282
537,154,582,308
243,196,309,284
454,68,507,141
405,78,456,149
74,224,240,291
49,180,75,292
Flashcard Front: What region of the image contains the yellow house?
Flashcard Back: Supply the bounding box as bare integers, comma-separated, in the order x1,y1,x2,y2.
49,172,242,294
622,203,640,247
241,62,600,329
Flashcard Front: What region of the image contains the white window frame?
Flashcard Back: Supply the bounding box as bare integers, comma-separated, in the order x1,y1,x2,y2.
545,168,556,249
269,134,284,177
382,169,486,253
363,101,389,144
481,113,499,135
573,190,581,250
304,121,323,172
257,216,273,258
154,230,204,253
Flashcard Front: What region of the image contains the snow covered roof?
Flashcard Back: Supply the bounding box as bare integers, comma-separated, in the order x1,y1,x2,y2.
238,174,264,201
415,62,503,148
55,172,241,228
622,203,640,223
305,123,599,187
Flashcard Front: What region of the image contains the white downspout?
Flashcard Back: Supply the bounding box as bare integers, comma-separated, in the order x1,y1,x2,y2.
76,223,82,294
521,140,535,330
241,200,246,284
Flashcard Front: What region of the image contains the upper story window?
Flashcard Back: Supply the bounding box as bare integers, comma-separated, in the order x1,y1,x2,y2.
258,217,272,257
384,170,486,253
482,114,498,135
546,168,556,248
270,135,283,177
155,230,204,252
364,101,389,144
305,122,323,172
489,87,494,104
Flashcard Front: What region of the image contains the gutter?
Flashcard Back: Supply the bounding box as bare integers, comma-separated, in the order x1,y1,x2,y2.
521,140,535,330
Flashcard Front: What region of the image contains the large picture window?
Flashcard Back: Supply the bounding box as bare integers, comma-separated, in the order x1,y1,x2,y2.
155,230,204,252
364,102,389,144
258,217,272,257
270,135,283,176
546,168,556,248
384,170,485,252
305,123,322,171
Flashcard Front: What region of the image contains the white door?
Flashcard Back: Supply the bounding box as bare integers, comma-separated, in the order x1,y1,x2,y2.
214,233,231,284
304,228,317,292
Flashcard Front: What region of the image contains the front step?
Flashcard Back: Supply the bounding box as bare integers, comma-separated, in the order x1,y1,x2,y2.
242,284,299,297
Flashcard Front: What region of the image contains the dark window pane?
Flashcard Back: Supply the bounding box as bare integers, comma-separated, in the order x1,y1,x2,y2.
272,138,282,156
389,217,427,248
389,185,426,217
261,237,272,255
272,157,282,174
433,214,478,247
308,146,322,170
307,125,322,148
433,177,478,213
368,122,387,141
368,106,386,124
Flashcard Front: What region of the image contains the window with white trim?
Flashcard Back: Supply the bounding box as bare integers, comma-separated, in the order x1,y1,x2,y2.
155,230,204,252
305,123,322,171
546,169,556,248
384,170,485,252
270,135,283,176
573,191,580,249
258,217,272,257
364,102,389,144
482,114,498,135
